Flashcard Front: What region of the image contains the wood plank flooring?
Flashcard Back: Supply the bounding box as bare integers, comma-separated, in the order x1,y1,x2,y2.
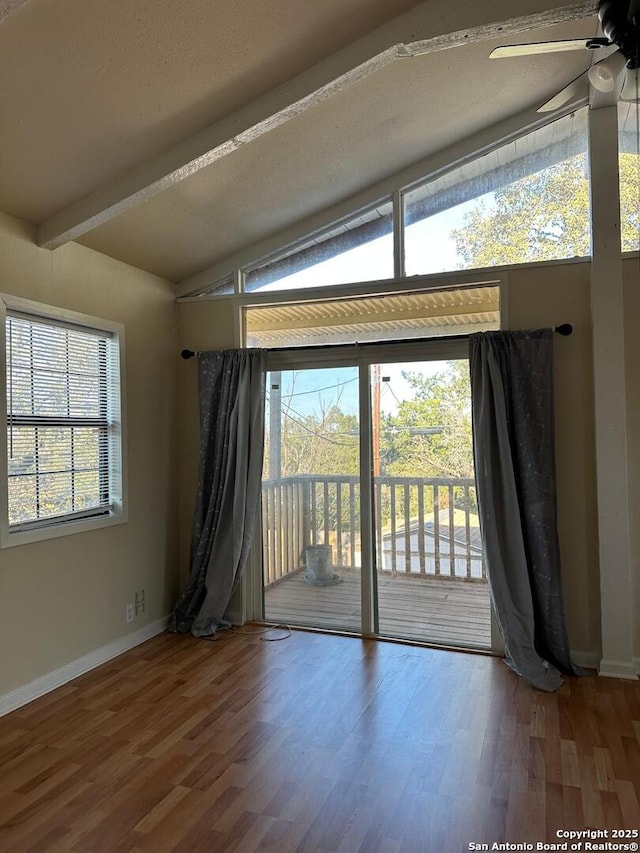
1,630,639,852
265,570,491,650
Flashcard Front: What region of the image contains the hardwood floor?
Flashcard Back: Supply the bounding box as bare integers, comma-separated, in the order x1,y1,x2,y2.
1,630,639,852
264,570,491,650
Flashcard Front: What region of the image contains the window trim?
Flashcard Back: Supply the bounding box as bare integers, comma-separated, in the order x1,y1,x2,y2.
0,294,128,548
258,338,495,645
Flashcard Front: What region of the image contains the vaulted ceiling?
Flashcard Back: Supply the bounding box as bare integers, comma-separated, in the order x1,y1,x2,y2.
0,0,600,292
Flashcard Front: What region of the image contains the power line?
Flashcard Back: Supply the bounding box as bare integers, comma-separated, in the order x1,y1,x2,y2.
382,381,403,408
266,377,357,404
273,375,358,398
278,406,358,446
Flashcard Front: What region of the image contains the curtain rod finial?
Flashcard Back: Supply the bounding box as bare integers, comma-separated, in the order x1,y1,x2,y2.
555,324,573,336
181,349,196,359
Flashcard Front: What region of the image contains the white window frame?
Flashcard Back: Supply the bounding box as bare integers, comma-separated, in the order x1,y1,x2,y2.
237,268,510,348
0,294,128,548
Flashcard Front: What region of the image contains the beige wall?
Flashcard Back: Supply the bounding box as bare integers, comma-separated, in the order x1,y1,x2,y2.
506,260,599,658
176,261,611,659
1,217,632,698
623,258,640,657
0,212,179,697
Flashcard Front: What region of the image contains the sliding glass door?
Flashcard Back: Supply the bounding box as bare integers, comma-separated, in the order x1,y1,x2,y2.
262,366,362,632
260,342,492,650
372,358,490,648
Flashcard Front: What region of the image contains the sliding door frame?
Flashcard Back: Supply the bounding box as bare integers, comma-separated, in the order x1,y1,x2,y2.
251,336,498,649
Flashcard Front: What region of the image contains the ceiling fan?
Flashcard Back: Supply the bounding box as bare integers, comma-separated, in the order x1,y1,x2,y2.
490,0,640,112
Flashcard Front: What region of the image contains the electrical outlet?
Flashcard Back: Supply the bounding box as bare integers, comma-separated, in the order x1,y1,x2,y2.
125,603,134,623
134,589,145,615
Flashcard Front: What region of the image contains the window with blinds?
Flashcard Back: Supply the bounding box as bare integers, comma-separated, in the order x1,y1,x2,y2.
3,304,125,540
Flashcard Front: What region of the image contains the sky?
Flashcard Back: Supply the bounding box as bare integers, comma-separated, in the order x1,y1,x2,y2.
260,195,490,418
254,193,493,293
269,359,460,422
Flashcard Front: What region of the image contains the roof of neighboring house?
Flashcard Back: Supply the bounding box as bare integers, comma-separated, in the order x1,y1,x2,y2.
381,508,484,553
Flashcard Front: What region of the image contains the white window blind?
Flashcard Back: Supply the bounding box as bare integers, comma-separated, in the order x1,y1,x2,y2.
6,312,119,530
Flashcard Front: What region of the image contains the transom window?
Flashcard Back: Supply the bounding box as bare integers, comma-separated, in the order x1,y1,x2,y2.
1,297,126,546
618,101,640,252
244,198,394,293
198,107,591,298
403,108,590,275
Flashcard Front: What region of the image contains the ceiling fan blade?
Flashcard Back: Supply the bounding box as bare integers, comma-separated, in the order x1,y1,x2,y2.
490,37,610,59
537,71,590,112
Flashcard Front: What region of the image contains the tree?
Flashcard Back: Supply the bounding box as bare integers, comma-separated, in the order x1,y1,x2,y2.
279,402,359,477
376,361,475,521
380,360,473,481
263,373,360,480
620,152,640,251
450,152,640,266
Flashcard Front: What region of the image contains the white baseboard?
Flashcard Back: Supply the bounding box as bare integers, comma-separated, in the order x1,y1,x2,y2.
0,617,169,717
598,657,640,680
571,651,640,679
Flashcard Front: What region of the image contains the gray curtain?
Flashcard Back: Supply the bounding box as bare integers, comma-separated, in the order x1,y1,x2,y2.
169,349,266,637
469,329,585,691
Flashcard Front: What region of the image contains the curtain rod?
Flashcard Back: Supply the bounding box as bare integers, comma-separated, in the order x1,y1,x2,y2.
180,323,573,359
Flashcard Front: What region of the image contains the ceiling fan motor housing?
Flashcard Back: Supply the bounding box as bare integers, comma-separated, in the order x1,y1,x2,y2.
598,0,640,67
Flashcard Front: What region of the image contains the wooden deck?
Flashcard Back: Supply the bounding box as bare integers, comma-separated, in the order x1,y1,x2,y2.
264,569,491,649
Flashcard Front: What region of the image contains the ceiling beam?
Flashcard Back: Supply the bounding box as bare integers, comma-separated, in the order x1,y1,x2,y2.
37,0,597,251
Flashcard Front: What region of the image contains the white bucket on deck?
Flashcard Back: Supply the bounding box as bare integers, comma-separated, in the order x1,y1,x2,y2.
304,545,339,585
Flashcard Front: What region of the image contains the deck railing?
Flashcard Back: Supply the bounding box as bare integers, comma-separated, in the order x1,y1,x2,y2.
262,474,486,587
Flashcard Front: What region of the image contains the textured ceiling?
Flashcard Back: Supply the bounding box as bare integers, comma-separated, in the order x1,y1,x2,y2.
77,20,597,283
0,0,420,222
0,0,599,287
